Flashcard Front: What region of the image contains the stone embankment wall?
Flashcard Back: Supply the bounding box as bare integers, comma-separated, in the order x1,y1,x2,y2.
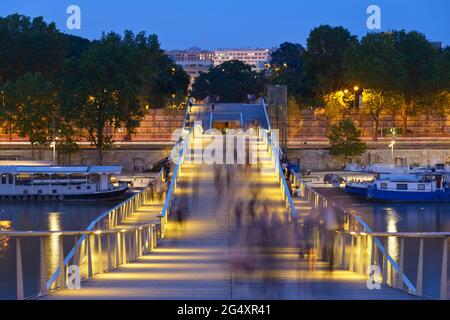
287,109,450,141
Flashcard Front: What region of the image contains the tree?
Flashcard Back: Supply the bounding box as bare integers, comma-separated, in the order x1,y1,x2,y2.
60,32,146,164
392,31,438,136
430,47,450,133
2,73,58,159
303,25,358,104
130,32,189,110
323,90,354,124
269,42,306,98
344,32,407,140
192,60,263,102
0,14,74,84
328,119,367,165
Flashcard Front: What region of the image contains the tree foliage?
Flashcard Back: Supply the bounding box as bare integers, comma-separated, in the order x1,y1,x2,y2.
192,60,263,103
303,25,358,104
2,73,57,158
0,14,89,84
269,42,306,97
328,119,367,164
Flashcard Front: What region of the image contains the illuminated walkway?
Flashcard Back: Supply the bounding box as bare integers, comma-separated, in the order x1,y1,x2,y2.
41,137,418,300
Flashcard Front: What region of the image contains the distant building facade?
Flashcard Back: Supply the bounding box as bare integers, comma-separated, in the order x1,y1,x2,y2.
213,48,270,72
166,47,214,88
166,47,272,87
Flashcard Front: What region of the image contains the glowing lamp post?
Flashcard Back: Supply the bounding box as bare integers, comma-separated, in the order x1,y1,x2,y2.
389,128,397,164
50,137,59,165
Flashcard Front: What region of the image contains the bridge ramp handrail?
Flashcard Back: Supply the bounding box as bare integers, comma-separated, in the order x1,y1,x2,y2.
290,171,448,300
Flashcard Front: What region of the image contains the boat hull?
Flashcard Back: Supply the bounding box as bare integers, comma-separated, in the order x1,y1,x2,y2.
344,185,368,197
367,188,450,202
0,187,129,202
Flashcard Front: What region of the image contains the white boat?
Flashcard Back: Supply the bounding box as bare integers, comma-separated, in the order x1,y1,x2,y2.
0,165,128,201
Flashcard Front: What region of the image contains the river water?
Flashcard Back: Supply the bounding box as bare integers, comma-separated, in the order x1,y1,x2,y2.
0,201,121,299
351,202,450,299
0,200,448,299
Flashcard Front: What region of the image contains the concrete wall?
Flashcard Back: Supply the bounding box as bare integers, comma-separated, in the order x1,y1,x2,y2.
287,147,450,170
287,109,450,141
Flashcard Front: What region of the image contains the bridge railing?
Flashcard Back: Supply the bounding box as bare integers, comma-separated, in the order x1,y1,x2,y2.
1,221,161,300
261,129,297,220
159,124,199,237
260,98,272,132
42,167,166,289
290,172,449,300
0,123,196,300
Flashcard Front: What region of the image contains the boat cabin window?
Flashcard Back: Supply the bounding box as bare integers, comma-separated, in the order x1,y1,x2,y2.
396,184,408,190
0,173,14,184
436,175,443,189
418,184,425,191
15,174,32,186
33,174,50,184
51,174,69,185
380,183,387,189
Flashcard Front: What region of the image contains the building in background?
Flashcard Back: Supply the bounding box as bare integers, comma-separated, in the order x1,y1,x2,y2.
166,47,272,87
166,47,214,88
213,48,270,72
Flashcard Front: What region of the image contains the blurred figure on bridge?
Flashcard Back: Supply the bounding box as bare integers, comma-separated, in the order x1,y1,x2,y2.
234,201,243,230
322,206,339,273
302,208,321,272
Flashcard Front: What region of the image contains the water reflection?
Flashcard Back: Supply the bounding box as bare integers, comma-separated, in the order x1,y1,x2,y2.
48,212,62,276
0,201,121,299
385,207,399,261
0,220,12,258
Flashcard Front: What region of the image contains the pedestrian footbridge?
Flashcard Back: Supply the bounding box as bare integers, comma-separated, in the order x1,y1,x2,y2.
2,102,437,300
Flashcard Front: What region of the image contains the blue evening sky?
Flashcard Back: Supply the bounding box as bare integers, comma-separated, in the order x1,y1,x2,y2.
1,0,449,49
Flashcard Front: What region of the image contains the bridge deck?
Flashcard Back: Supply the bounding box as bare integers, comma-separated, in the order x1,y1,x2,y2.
41,137,418,300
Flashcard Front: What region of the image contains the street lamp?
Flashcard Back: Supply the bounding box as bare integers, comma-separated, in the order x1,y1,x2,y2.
50,137,59,165
353,86,360,108
389,128,397,164
50,141,56,165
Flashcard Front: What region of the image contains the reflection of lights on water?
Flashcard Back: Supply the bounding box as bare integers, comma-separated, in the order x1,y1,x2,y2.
385,208,399,261
48,212,62,273
0,220,13,254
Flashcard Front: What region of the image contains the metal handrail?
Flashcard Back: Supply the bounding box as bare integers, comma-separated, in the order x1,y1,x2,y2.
291,171,449,299
261,97,272,132
159,124,202,236
262,129,297,220
44,168,165,289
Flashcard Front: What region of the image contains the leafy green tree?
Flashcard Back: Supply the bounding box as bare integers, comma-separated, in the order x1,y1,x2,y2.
60,32,146,164
2,73,58,159
328,119,367,164
431,47,450,133
269,42,306,98
392,31,438,136
129,32,189,109
344,32,406,140
303,25,358,104
54,122,80,165
0,14,77,84
192,60,263,102
323,90,354,124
